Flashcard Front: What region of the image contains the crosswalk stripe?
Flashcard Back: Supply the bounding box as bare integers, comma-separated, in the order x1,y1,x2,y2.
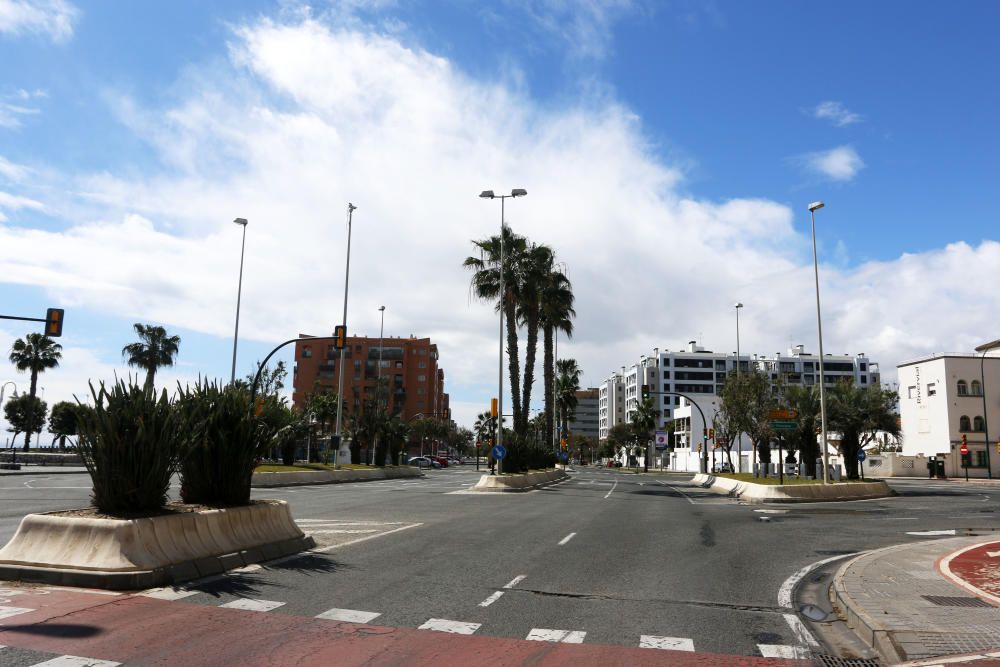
639,635,695,651
758,645,810,659
139,588,199,601
28,657,121,667
526,628,586,643
0,606,34,619
218,598,285,612
418,618,481,634
478,591,504,607
315,608,381,623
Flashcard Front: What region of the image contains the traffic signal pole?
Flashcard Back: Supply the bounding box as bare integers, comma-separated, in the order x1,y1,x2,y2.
646,388,710,474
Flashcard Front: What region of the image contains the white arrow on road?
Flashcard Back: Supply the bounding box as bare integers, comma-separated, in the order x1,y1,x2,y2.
987,550,1000,558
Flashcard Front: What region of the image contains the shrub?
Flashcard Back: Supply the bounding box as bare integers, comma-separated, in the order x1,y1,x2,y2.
176,380,274,506
76,380,177,514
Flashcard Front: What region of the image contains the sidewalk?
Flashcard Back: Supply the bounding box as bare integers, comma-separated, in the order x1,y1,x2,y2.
832,535,1000,664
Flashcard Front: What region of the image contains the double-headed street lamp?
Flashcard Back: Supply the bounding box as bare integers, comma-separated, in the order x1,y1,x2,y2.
809,201,830,484
974,338,1000,479
231,217,249,383
479,188,527,457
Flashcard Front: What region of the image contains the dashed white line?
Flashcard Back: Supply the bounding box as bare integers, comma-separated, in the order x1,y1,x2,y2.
478,591,504,607
558,532,576,546
526,628,586,643
315,608,381,623
758,644,810,658
503,575,526,589
418,618,481,634
604,480,618,499
219,598,286,612
639,635,695,651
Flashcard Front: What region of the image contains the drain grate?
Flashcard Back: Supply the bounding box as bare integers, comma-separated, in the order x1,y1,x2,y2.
922,595,993,608
809,655,882,667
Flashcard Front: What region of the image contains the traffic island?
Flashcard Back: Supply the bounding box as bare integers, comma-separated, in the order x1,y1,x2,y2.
469,469,568,492
251,465,423,488
0,499,314,590
691,473,892,503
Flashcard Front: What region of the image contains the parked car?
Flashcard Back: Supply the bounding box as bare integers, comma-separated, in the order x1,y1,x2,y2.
712,462,734,473
428,456,448,467
408,456,440,468
447,458,463,466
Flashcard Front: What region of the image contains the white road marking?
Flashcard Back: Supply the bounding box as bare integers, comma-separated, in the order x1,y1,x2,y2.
316,608,381,623
639,635,695,651
558,532,576,546
478,591,504,607
41,587,121,596
783,613,820,648
758,645,810,659
139,588,199,601
311,522,423,553
906,529,956,536
29,657,121,667
418,618,481,634
308,529,380,534
754,509,788,514
219,598,285,612
526,628,586,643
230,564,263,574
777,551,861,609
503,575,526,589
987,550,1000,558
0,606,34,619
604,480,618,499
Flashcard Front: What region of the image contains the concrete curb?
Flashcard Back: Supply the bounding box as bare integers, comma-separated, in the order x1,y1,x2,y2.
691,473,892,503
0,500,314,590
0,467,90,476
251,466,423,488
469,469,568,492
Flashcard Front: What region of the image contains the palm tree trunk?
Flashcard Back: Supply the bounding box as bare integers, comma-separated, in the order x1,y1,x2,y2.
504,296,522,436
543,324,554,452
24,370,38,450
520,313,539,435
144,367,155,393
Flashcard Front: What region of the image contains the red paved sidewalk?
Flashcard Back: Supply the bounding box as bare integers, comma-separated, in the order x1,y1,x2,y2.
0,586,801,666
940,540,1000,606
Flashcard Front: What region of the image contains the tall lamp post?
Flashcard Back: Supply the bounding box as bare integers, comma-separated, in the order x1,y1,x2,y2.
372,305,386,466
734,302,744,473
974,338,1000,479
1,382,18,462
808,201,830,484
479,188,527,465
334,203,357,465
230,217,249,383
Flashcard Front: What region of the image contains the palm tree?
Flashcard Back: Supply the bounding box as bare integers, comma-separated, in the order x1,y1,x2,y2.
630,396,659,471
9,333,62,449
826,381,899,480
463,225,529,435
515,243,557,435
539,266,574,450
555,358,582,447
121,324,181,391
473,410,497,445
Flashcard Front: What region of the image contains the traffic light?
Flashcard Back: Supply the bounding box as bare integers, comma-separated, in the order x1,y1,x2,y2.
641,385,650,400
44,308,64,337
709,428,715,440
491,398,498,418
961,434,968,448
996,440,1000,454
333,324,347,349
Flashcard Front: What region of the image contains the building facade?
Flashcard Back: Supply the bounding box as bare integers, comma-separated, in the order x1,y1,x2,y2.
292,334,450,423
897,353,1000,478
598,372,626,439
567,389,599,441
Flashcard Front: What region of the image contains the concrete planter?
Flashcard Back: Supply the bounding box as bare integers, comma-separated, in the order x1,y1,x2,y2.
251,465,423,488
691,473,892,503
470,469,567,492
0,500,314,590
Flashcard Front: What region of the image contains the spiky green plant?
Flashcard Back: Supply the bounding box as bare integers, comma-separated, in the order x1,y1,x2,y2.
176,380,274,506
76,380,177,514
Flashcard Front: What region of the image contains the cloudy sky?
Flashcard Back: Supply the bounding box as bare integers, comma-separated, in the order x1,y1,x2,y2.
1,0,999,439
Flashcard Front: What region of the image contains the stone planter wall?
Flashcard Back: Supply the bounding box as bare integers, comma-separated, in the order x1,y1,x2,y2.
251,465,423,488
691,473,892,503
470,469,567,492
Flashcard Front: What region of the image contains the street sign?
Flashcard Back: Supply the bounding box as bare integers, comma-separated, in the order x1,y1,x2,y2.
654,430,668,450
960,443,969,455
768,409,798,420
559,451,569,462
769,420,797,430
857,450,867,462
491,444,507,460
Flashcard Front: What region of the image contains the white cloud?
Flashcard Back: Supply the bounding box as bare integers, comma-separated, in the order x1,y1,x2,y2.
0,0,78,41
801,145,865,182
513,0,638,60
0,17,996,430
813,101,861,127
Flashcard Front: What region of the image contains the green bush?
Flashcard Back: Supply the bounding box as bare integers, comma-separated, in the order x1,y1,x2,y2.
176,380,274,506
76,380,177,514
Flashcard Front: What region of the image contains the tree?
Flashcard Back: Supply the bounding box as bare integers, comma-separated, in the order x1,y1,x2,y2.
121,323,180,391
514,244,553,435
473,411,497,446
720,369,777,471
575,434,599,464
4,394,47,447
9,332,62,449
555,358,581,446
781,384,821,470
630,396,658,471
48,401,81,449
539,264,574,457
606,423,633,463
304,389,340,461
245,360,287,396
826,381,900,480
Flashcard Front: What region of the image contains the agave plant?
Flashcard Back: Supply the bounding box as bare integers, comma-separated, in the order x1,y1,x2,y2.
76,380,177,514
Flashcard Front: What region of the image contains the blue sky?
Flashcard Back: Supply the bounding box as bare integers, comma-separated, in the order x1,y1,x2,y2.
2,0,999,437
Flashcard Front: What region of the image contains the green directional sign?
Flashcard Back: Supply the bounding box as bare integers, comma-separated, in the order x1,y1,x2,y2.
769,420,797,430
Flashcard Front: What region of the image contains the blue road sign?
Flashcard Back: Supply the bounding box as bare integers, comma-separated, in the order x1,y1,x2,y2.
559,451,569,462
491,444,507,460
857,450,867,462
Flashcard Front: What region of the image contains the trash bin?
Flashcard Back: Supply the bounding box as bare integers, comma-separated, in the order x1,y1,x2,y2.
935,459,946,479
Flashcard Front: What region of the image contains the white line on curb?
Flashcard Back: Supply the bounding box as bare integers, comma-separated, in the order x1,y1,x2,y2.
478,591,504,607
31,656,121,667
906,529,957,536
777,552,860,609
418,618,481,634
783,613,820,648
526,628,586,643
604,480,617,499
758,644,810,658
503,575,526,589
639,635,694,651
558,532,576,546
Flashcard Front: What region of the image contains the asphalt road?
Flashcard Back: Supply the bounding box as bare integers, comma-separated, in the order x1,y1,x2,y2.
0,467,998,663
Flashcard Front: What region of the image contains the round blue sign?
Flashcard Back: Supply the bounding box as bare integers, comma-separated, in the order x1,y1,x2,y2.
491,444,507,460
857,450,867,462
559,451,569,462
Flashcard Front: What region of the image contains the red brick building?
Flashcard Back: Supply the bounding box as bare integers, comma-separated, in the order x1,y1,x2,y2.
292,334,450,423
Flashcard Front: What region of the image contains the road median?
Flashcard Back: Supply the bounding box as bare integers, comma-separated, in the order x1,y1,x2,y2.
251,466,423,487
469,469,567,492
691,473,892,503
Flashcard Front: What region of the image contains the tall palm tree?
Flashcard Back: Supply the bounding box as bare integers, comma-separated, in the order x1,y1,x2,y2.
539,266,574,450
9,333,62,450
630,396,659,471
555,358,582,446
515,243,555,434
473,410,497,445
463,224,529,434
121,323,181,391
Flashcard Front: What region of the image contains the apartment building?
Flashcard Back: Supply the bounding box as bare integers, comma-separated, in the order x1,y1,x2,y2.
292,334,450,423
567,389,599,440
598,372,626,439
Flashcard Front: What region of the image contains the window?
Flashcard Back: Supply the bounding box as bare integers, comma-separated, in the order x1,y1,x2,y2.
418,361,427,369
395,361,403,368
302,346,312,358
976,451,988,467
973,416,985,432
927,383,936,396
971,380,982,396
354,360,361,370
959,415,971,432
957,380,968,396
663,371,670,379
418,374,426,382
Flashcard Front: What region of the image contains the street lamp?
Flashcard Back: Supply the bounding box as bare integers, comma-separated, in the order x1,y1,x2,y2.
0,381,18,405
974,338,1000,479
334,203,357,465
372,305,386,466
808,200,830,484
230,217,249,383
734,302,743,473
479,188,527,464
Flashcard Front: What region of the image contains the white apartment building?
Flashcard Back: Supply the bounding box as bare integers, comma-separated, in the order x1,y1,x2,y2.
897,352,1000,478
598,370,626,439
